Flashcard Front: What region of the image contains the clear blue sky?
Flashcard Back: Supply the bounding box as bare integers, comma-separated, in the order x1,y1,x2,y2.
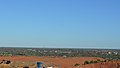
0,0,120,49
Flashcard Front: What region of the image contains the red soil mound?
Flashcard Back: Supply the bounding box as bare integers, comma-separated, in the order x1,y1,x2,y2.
0,56,119,68
81,61,120,68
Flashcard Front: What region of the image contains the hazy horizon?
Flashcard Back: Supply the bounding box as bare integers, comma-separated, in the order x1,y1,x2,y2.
0,0,120,49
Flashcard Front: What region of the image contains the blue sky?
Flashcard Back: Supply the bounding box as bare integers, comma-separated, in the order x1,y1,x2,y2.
0,0,120,49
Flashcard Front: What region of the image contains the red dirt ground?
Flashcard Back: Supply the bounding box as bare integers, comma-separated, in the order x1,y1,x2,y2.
81,61,120,68
0,56,120,68
0,56,104,68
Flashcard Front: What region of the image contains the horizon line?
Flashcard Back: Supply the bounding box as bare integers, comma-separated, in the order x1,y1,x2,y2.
0,46,119,50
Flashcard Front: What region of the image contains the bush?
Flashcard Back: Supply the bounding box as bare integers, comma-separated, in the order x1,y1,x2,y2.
89,60,94,64
74,63,80,66
97,59,100,61
84,61,89,65
84,60,99,65
94,61,98,63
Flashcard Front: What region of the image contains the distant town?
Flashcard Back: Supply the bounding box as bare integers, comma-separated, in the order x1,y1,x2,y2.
0,47,120,60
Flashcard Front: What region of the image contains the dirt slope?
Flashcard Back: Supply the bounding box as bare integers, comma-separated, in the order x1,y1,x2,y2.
0,56,119,68
81,61,120,68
